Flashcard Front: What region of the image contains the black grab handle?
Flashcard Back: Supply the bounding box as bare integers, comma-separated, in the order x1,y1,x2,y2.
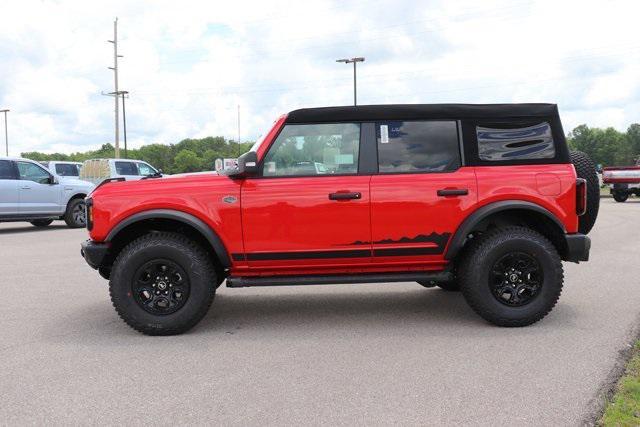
437,188,469,197
329,192,362,200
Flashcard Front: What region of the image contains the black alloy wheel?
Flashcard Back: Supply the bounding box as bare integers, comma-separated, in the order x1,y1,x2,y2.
133,259,190,315
489,252,542,307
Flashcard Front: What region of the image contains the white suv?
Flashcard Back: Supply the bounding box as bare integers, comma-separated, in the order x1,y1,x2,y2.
80,158,161,185
0,157,94,228
40,161,83,182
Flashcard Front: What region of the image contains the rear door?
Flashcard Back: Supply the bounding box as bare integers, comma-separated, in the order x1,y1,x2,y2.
240,122,372,273
16,161,62,214
114,161,140,180
369,120,477,269
0,160,20,215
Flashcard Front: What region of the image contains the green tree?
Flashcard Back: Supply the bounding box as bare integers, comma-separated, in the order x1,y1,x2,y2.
173,149,202,173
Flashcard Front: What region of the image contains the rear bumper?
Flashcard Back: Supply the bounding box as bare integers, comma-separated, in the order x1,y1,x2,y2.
565,233,590,263
81,240,109,269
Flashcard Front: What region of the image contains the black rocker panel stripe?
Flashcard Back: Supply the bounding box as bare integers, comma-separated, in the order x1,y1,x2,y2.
232,246,445,261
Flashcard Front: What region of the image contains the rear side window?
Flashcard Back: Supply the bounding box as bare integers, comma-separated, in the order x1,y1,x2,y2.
115,161,138,175
55,163,80,176
376,121,460,173
477,122,555,161
0,160,14,179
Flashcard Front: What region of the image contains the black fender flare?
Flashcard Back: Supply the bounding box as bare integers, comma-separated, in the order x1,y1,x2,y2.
444,201,566,260
105,209,231,268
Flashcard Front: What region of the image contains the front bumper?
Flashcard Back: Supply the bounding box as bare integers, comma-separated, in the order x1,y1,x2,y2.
565,233,590,263
81,240,109,269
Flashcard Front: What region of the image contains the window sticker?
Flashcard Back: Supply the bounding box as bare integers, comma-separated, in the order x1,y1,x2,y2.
380,125,389,143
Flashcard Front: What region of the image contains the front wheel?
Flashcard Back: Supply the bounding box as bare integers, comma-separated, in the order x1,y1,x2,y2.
458,226,563,327
109,232,217,335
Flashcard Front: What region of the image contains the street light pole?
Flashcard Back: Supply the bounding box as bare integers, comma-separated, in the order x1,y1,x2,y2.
336,57,365,106
0,109,9,156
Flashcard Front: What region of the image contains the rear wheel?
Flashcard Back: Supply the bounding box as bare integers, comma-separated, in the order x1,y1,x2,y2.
64,198,86,228
30,219,53,227
458,226,563,327
109,232,217,335
613,191,629,203
570,151,599,234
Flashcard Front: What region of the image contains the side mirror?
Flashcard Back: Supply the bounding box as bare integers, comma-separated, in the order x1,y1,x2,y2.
228,151,258,178
47,175,59,185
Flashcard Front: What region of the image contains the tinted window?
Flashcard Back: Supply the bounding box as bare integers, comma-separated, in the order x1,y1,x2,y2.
115,161,138,175
137,162,156,176
477,122,555,161
263,123,360,176
376,121,460,173
55,163,80,176
0,160,14,179
17,161,51,184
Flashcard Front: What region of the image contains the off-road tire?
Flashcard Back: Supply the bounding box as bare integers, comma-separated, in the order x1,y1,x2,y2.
458,226,563,327
30,219,53,227
570,151,599,234
109,232,217,335
417,280,460,291
64,198,86,228
613,191,629,203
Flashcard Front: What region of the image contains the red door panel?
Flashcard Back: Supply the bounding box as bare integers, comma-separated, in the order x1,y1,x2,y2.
240,176,372,274
370,168,478,270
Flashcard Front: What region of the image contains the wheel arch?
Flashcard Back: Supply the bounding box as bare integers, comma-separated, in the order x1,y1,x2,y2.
103,209,231,275
445,201,568,261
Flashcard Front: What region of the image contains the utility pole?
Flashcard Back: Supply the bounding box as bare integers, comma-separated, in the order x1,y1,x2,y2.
121,91,129,158
336,57,365,106
237,104,241,144
0,109,8,156
107,18,122,158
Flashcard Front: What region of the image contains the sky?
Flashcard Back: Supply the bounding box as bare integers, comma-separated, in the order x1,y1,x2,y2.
0,0,639,156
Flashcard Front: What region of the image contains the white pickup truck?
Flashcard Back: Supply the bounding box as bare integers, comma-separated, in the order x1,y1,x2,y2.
603,161,640,202
0,157,94,228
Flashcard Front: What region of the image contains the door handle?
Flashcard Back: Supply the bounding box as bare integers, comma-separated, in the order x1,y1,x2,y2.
437,188,468,197
20,186,31,190
329,192,361,200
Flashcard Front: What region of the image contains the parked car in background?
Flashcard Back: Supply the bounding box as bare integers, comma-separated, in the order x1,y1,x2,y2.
79,158,161,185
40,161,83,181
0,157,94,228
603,159,640,202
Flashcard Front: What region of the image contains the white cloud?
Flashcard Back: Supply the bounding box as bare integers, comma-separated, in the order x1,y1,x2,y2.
0,0,639,156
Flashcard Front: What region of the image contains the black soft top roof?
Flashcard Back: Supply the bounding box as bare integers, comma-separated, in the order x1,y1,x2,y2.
286,103,559,123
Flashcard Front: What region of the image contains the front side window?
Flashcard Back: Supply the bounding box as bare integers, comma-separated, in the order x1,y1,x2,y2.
376,121,460,173
137,162,156,176
115,161,138,175
477,122,555,161
17,161,51,184
55,163,80,177
262,123,360,176
0,160,15,179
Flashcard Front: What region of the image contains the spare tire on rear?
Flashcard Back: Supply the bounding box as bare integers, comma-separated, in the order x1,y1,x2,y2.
570,151,599,234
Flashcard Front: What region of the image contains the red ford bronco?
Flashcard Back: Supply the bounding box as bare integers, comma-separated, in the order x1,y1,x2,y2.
81,104,599,335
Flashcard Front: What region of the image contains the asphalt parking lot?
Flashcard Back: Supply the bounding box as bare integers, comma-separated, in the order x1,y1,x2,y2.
1,198,639,425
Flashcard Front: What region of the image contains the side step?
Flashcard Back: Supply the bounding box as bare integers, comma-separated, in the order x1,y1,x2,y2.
226,271,452,288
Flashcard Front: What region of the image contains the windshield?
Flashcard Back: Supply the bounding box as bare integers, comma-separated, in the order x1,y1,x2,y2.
249,133,267,153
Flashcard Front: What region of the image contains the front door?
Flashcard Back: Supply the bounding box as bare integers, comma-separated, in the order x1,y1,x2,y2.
240,122,372,274
369,120,478,269
16,161,61,214
0,160,20,215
